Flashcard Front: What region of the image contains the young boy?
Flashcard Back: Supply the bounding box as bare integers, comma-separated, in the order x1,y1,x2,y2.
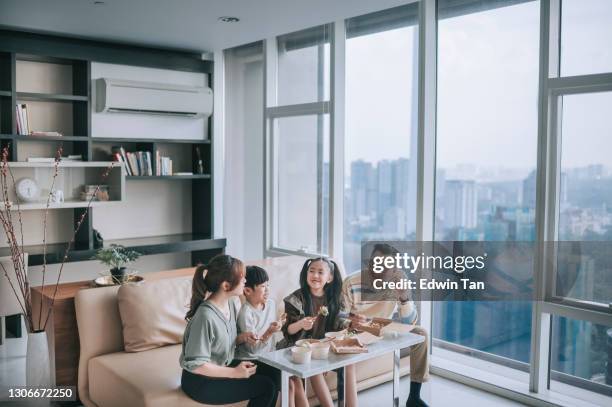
237,265,309,407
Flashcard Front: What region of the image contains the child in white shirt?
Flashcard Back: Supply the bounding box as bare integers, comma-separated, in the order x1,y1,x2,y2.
237,265,309,407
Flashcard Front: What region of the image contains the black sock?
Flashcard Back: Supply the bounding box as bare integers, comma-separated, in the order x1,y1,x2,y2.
409,381,422,398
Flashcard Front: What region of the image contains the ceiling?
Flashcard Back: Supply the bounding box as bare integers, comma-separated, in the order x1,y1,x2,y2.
0,0,412,53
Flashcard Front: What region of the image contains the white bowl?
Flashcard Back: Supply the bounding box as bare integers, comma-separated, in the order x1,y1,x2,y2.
310,342,330,359
291,346,312,364
383,330,399,340
296,339,318,347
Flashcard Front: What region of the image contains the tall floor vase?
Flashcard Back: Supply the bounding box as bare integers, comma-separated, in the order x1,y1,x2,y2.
26,330,51,406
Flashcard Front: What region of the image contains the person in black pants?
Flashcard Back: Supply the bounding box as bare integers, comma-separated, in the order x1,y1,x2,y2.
180,255,277,407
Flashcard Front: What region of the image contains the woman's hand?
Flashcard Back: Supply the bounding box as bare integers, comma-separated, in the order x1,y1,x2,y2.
233,361,257,379
236,332,258,345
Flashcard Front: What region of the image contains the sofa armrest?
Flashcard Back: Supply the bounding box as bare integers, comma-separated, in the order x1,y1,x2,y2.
75,285,124,407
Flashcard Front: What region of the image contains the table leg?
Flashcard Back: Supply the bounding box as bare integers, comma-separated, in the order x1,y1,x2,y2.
281,371,290,407
393,349,400,407
337,367,346,407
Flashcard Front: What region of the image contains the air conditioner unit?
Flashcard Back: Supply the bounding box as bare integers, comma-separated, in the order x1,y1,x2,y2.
96,78,213,118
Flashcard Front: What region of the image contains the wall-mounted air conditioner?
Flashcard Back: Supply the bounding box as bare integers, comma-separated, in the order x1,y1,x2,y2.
96,78,213,118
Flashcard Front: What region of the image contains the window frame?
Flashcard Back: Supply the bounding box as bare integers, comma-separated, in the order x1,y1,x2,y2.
264,24,335,258
255,0,612,403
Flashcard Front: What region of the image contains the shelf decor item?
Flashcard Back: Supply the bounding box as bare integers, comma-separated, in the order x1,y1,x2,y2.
0,146,114,390
93,244,141,284
15,177,41,203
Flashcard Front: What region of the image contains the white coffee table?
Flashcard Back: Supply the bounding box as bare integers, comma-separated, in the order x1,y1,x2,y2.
259,332,425,407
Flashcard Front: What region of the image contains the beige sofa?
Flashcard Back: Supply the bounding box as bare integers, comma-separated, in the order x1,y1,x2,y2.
75,256,412,407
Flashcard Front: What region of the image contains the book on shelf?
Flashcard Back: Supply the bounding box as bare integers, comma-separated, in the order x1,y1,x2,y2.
114,148,158,176
16,103,30,135
154,148,174,176
15,104,22,134
128,152,139,176
174,172,193,176
155,150,160,176
160,156,173,176
145,151,153,176
111,146,132,176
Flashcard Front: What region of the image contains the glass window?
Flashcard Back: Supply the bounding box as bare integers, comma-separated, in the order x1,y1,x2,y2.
556,91,612,306
561,0,612,77
550,316,612,396
277,25,330,106
272,114,330,253
433,0,540,366
343,3,419,274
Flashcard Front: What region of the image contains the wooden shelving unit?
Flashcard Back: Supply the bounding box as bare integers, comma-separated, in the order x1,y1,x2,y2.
0,30,223,266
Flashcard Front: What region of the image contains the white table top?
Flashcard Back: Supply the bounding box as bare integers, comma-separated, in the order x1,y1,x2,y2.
258,332,424,378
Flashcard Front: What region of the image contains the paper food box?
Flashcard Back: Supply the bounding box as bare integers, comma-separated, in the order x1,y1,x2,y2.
355,317,393,336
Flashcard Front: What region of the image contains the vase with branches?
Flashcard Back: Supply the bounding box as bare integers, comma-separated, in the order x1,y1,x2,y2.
0,145,114,387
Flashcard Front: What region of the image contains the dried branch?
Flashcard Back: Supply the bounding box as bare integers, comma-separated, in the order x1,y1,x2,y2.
42,162,115,331
0,145,116,333
38,147,62,328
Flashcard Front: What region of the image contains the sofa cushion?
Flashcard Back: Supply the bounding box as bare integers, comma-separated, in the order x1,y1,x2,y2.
117,277,192,352
89,344,247,407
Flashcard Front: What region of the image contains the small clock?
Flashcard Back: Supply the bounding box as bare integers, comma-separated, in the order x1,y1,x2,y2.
16,178,40,203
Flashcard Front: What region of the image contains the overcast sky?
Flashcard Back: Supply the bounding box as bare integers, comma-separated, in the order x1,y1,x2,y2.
345,0,612,174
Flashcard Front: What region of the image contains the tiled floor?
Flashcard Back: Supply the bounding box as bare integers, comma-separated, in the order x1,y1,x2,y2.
2,336,525,407
357,374,525,406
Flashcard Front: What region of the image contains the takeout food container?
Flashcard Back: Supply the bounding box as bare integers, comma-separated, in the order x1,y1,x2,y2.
330,338,368,354
291,346,312,364
310,342,330,359
354,317,393,336
324,330,346,340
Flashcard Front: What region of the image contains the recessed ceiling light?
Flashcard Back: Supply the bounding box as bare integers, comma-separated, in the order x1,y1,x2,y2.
93,1,105,4
218,16,240,23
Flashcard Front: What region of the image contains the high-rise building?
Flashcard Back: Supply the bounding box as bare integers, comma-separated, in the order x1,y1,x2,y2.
377,160,393,225
522,170,537,208
350,160,375,219
444,180,478,229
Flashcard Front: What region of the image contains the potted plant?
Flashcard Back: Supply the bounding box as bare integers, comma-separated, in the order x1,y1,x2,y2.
93,244,141,283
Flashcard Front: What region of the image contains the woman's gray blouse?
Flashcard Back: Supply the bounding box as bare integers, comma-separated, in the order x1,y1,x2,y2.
180,299,239,372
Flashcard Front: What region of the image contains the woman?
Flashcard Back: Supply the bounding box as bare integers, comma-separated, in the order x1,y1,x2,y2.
180,254,277,407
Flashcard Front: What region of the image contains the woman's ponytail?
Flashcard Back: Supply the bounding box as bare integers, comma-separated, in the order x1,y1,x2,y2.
185,255,245,321
186,264,208,321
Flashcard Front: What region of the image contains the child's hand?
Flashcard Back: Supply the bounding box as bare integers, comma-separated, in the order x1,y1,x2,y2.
299,317,316,331
267,321,282,333
237,332,258,345
233,361,257,379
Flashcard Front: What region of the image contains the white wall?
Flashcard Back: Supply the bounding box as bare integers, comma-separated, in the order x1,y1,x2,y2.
223,45,265,260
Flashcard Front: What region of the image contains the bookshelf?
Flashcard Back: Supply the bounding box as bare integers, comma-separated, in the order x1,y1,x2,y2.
0,30,224,266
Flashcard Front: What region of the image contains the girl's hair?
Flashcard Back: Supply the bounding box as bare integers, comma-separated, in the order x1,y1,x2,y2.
185,254,245,320
299,257,343,332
